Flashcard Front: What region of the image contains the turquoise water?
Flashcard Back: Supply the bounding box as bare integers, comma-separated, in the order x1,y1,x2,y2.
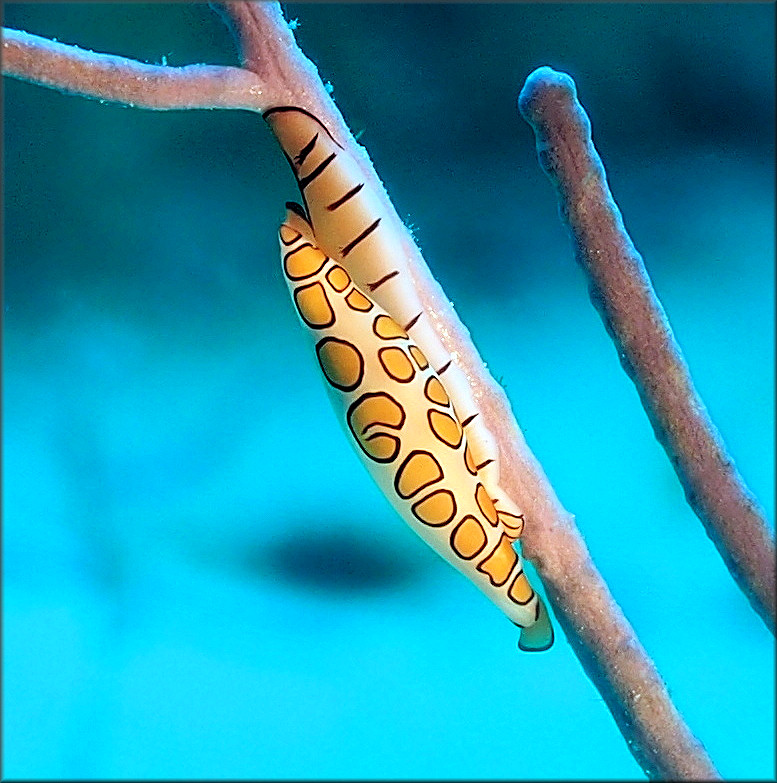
3,3,774,779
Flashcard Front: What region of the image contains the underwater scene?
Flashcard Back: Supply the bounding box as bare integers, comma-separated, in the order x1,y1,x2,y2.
2,3,774,779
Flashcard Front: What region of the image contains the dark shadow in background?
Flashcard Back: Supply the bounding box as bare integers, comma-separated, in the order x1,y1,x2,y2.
246,524,427,594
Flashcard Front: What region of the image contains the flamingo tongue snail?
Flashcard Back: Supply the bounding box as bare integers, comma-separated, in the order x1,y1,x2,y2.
277,201,554,652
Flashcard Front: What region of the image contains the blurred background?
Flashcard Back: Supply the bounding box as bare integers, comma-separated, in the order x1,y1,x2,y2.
2,3,774,779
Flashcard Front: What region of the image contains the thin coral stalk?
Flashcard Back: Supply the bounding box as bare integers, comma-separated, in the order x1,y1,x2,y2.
518,66,775,632
1,26,268,110
2,6,722,778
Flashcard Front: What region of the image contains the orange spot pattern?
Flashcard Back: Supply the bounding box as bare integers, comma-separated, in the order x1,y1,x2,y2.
378,346,416,383
412,489,457,527
279,224,301,245
281,216,540,621
497,510,525,540
395,450,444,499
451,515,488,560
508,571,534,605
423,376,449,407
427,409,462,449
409,345,429,370
477,534,517,586
373,314,408,341
475,483,499,526
345,289,373,312
316,337,363,391
464,442,478,476
326,264,351,292
284,243,327,280
347,392,405,463
294,282,335,329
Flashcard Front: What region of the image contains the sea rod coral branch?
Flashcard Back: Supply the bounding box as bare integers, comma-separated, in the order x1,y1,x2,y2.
1,27,269,111
518,66,775,632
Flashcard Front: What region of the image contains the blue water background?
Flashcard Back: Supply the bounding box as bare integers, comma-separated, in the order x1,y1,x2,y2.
3,3,774,779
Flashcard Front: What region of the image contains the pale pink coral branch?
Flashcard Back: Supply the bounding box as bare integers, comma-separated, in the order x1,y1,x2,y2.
2,26,269,111
518,67,775,631
1,4,721,779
